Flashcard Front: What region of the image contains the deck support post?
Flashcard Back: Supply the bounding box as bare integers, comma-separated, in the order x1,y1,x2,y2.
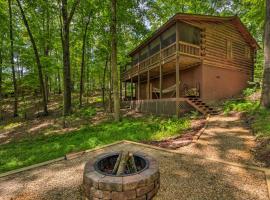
124,81,127,100
120,80,122,102
159,65,163,99
176,21,180,117
138,73,140,100
147,70,150,99
131,78,133,100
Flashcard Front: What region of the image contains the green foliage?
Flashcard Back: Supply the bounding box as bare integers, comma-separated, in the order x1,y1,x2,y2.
76,107,96,118
0,116,190,173
252,108,270,138
223,99,259,114
242,83,260,97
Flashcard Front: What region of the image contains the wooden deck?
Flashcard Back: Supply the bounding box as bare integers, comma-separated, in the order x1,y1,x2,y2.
122,41,202,81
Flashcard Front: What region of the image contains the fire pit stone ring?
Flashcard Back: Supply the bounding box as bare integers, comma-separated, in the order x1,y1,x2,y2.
83,152,160,200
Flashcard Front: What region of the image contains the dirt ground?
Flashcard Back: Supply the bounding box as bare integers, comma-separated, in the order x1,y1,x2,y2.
0,95,108,144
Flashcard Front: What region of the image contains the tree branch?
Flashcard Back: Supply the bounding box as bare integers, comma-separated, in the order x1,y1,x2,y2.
67,0,80,25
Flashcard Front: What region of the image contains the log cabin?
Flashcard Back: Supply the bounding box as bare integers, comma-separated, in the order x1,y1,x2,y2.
121,13,259,116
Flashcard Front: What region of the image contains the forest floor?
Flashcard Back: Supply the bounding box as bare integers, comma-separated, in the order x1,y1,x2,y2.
0,93,269,173
0,94,203,173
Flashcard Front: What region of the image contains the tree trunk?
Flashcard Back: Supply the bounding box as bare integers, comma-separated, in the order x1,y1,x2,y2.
61,0,72,115
9,0,18,117
261,0,270,108
111,0,120,121
44,2,50,102
79,15,91,108
0,38,3,120
16,0,48,115
102,55,109,110
60,0,80,115
108,59,112,113
57,67,62,94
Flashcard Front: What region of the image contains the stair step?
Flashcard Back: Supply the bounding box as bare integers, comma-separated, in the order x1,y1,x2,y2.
187,97,218,115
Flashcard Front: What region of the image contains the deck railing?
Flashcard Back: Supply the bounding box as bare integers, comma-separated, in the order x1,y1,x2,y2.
179,41,201,58
122,98,191,116
122,41,201,79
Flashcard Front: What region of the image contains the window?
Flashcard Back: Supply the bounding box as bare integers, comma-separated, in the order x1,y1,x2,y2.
226,40,233,59
245,46,251,59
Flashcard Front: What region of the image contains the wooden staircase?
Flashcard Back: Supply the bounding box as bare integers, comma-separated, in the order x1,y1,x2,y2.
186,97,219,116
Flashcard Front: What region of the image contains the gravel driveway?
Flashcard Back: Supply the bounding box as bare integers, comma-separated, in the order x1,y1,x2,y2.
0,139,269,200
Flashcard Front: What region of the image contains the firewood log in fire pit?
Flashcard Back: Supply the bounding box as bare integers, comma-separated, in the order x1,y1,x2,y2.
112,151,138,175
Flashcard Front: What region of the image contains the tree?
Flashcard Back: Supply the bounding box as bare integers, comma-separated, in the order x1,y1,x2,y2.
79,14,91,107
0,35,3,120
16,0,48,115
8,0,18,117
261,0,270,108
59,0,80,115
111,0,120,121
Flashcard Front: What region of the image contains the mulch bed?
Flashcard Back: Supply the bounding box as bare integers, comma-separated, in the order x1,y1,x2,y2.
142,118,206,150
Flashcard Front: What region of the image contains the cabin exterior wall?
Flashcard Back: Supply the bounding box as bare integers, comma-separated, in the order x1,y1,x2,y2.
185,21,255,101
201,65,251,101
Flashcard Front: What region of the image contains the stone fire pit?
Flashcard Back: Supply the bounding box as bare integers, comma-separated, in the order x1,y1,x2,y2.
83,152,160,200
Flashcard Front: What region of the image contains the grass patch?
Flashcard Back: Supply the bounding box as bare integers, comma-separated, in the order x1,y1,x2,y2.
223,99,260,114
223,98,269,138
0,116,190,173
251,108,270,138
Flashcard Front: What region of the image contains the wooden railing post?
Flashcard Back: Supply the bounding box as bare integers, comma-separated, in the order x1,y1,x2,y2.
159,64,163,99
176,22,180,117
124,81,127,100
138,72,140,100
147,70,150,99
131,77,133,100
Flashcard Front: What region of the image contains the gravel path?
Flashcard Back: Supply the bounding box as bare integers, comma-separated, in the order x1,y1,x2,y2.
0,140,269,200
178,113,260,166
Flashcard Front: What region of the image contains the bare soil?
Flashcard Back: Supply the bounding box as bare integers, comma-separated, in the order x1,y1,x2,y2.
0,95,108,144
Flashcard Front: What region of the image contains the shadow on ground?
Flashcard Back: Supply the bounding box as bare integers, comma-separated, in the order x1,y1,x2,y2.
0,142,268,200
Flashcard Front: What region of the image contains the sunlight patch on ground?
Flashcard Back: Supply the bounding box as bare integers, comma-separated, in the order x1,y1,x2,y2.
2,122,23,130
29,122,54,133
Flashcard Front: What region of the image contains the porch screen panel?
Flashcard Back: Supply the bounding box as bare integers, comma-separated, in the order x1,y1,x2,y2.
161,25,176,48
179,22,201,45
150,38,160,56
139,47,149,61
132,53,139,66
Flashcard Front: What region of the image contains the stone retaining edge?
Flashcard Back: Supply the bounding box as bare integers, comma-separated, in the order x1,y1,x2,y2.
193,114,210,140
0,157,65,178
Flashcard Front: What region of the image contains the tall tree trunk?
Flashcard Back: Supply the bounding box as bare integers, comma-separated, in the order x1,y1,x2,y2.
111,0,120,121
79,15,91,107
108,59,112,113
0,38,3,120
8,0,18,117
16,0,48,115
261,0,270,108
44,3,50,102
102,56,109,110
60,0,80,115
57,67,62,94
61,0,72,115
